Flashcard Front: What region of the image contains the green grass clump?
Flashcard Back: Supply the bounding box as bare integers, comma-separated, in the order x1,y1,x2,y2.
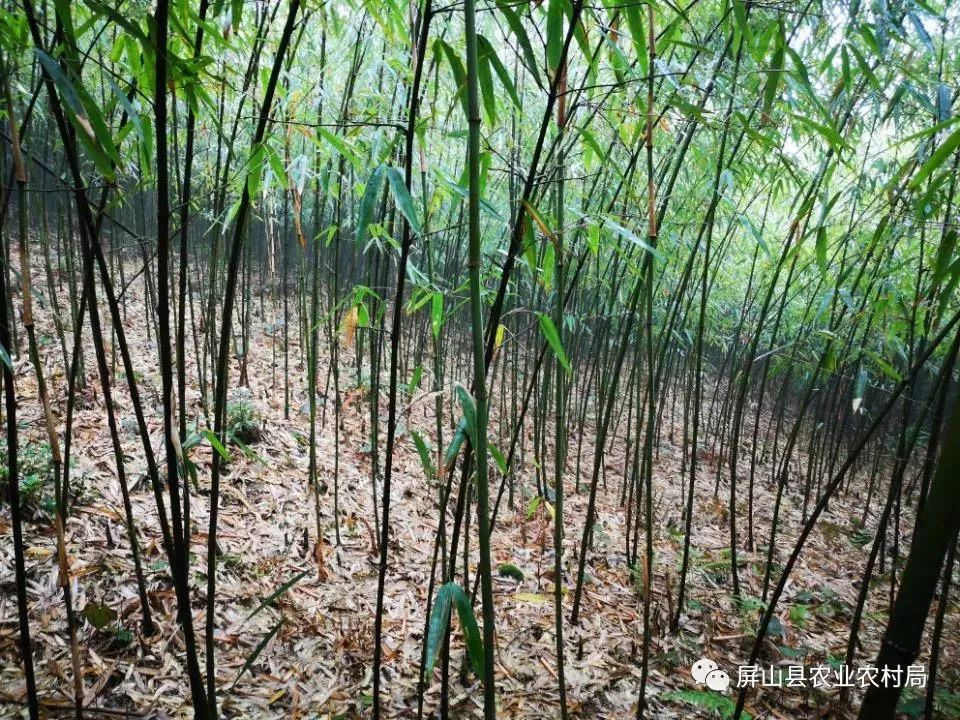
0,438,54,510
227,390,262,445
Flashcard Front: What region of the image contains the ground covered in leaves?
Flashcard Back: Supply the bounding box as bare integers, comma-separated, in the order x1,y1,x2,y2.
1,255,958,719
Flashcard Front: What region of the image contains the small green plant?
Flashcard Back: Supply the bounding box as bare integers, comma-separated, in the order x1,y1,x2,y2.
849,527,873,547
226,390,262,445
662,690,753,720
788,604,809,628
0,438,54,510
498,563,524,581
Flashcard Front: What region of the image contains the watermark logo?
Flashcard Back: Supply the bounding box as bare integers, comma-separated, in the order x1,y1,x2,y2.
690,656,927,692
691,658,731,691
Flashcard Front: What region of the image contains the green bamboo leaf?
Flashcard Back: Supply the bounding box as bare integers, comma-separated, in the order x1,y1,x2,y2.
731,0,752,50
815,226,828,276
477,35,521,109
603,217,662,261
34,49,118,179
202,429,232,461
408,365,424,394
246,143,266,198
495,1,542,85
932,230,958,287
386,166,421,234
264,144,286,190
82,601,117,630
242,568,311,625
538,313,571,372
412,431,436,480
425,582,453,674
315,127,361,168
424,582,484,678
577,127,608,164
454,383,477,446
357,164,385,243
356,301,370,327
431,292,444,339
546,0,563,74
449,583,483,676
937,83,951,123
623,3,647,75
477,45,497,124
435,39,468,117
106,76,148,165
761,21,785,123
791,113,846,153
847,42,880,92
444,418,467,467
864,349,902,382
490,443,508,474
907,11,934,53
909,125,960,190
231,618,283,689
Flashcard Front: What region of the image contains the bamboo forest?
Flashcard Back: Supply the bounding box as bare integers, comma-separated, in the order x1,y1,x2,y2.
1,0,960,717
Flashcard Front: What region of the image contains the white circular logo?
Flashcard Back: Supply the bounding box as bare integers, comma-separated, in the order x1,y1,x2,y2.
691,658,719,684
706,668,731,692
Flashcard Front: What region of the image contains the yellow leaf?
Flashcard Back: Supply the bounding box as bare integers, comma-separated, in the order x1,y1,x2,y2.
514,592,550,603
342,305,358,348
520,200,557,245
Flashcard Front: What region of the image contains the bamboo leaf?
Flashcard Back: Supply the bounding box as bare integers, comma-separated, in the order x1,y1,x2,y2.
478,35,521,109
424,582,485,677
603,217,662,260
495,1,542,85
412,431,436,480
449,583,483,676
731,0,752,51
546,0,564,75
357,164,385,243
761,21,785,124
538,313,571,372
386,166,422,234
425,583,452,675
520,199,556,243
791,113,846,153
623,2,648,75
315,127,361,168
34,49,118,179
444,418,468,466
247,143,266,198
454,383,477,446
202,429,232,461
477,44,497,124
431,292,444,339
932,230,958,287
231,618,283,689
242,568,311,625
490,443,508,474
815,226,828,276
435,39,468,117
82,601,117,630
909,125,960,190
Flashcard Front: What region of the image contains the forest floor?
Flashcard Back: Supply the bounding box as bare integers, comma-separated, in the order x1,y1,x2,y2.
1,253,958,719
